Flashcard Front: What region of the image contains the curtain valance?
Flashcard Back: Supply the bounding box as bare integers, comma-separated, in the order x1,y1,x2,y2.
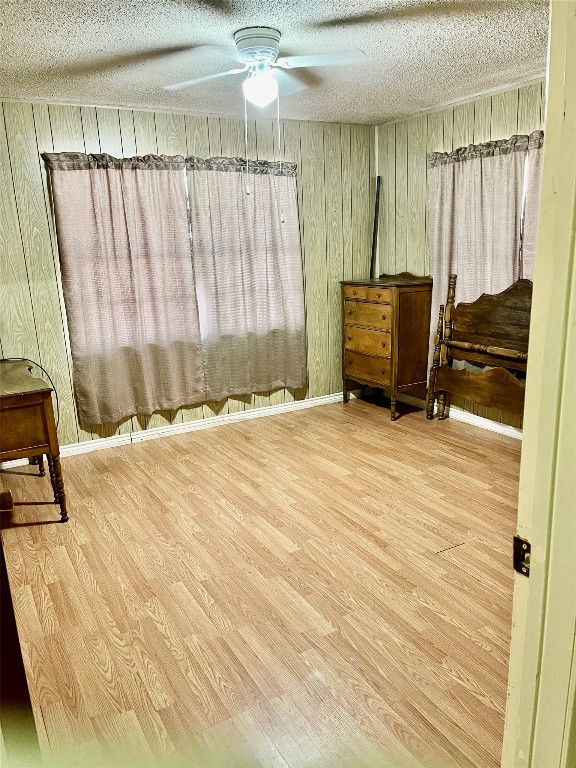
42,152,297,176
42,152,187,171
427,130,544,169
186,156,297,175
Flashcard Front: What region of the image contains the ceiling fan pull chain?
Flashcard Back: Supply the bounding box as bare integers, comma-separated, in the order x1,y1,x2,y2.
244,95,251,195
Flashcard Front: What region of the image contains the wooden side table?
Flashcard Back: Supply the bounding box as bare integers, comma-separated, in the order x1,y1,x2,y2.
0,362,68,522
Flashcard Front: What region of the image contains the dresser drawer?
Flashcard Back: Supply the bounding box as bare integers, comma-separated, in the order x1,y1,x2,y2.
365,287,393,303
344,326,391,357
344,351,391,385
342,285,368,300
343,300,393,330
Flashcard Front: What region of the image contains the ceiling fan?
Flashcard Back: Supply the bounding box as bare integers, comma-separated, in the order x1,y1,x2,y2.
164,27,366,107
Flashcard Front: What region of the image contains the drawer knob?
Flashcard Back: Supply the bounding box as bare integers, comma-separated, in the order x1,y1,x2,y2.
381,314,386,320
381,341,386,347
347,360,352,366
347,336,352,341
376,292,381,298
347,310,352,316
352,290,357,295
381,369,386,375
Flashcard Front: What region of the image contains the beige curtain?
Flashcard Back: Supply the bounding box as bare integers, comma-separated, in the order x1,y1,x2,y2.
43,153,205,426
186,157,307,401
427,132,543,362
521,132,545,279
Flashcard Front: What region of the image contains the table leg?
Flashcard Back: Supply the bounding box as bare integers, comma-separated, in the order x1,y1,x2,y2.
47,455,58,503
343,379,349,403
29,455,45,476
52,456,68,523
0,488,13,514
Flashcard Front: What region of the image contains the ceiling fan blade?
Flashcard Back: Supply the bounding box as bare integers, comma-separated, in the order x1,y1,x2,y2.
165,66,248,91
314,1,497,28
186,0,233,12
59,45,206,77
272,68,308,97
276,51,366,69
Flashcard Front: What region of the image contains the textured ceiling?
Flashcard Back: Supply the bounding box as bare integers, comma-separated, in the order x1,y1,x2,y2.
1,0,549,124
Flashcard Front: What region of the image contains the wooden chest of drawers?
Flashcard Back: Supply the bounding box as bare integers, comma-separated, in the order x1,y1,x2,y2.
341,274,433,420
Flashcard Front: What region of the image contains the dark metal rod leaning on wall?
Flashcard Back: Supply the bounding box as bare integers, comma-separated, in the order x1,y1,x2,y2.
370,175,381,279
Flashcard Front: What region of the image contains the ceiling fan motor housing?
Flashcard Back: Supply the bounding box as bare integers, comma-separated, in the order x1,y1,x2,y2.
234,27,281,64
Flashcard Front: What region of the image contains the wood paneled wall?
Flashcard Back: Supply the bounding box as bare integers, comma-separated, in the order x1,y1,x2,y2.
376,82,545,426
0,102,373,445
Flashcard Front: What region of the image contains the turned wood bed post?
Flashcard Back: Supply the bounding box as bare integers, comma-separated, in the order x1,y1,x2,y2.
426,303,444,419
437,274,457,419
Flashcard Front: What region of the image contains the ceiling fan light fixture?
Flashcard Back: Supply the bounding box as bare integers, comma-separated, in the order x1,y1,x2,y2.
242,67,279,108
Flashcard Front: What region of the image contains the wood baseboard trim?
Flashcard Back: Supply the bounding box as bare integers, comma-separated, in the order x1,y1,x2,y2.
447,406,523,440
1,394,347,466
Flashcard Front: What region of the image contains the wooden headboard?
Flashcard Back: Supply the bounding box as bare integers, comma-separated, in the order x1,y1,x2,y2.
427,275,533,419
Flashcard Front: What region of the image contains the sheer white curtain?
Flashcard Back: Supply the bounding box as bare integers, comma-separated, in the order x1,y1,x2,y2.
521,133,545,279
427,131,544,361
186,157,307,402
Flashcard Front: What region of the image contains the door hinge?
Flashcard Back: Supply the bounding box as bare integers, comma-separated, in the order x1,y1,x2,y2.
513,535,531,577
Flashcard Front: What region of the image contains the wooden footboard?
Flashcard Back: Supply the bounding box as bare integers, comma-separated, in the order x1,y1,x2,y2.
433,366,526,416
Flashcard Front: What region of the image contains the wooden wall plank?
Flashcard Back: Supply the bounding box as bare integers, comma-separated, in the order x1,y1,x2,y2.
323,123,345,394
424,112,446,276
219,117,244,158
3,102,79,445
350,125,372,280
440,107,454,153
80,107,100,153
406,115,427,274
299,121,328,397
96,109,123,157
340,124,353,283
394,121,408,273
255,119,275,161
48,105,85,152
425,112,443,154
378,123,396,274
33,103,89,443
473,96,492,144
206,116,223,157
0,105,41,362
517,83,544,133
490,89,520,140
132,111,158,155
118,110,137,156
154,112,186,156
184,115,210,157
452,102,474,149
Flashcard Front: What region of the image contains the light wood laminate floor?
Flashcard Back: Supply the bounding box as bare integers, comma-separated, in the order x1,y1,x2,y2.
1,401,520,767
